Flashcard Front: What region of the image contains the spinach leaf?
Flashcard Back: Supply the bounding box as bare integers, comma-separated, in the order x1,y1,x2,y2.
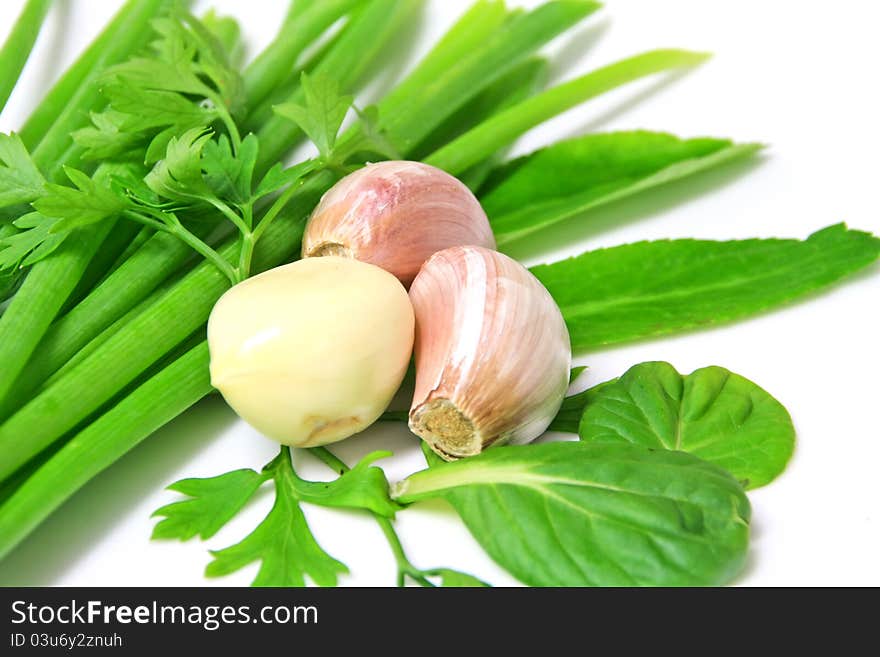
395,442,750,587
532,224,880,352
579,362,795,489
482,131,760,245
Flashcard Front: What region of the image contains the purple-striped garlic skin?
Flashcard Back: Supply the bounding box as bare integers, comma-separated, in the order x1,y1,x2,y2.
408,245,571,460
301,161,495,287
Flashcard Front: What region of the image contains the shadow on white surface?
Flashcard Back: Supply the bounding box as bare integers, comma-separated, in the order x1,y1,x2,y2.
0,394,237,586
546,18,611,83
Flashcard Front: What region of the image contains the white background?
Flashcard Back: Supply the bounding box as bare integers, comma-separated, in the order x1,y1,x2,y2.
0,0,878,586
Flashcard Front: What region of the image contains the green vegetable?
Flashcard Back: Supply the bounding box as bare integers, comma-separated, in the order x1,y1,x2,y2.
577,362,795,489
0,342,211,560
0,0,172,408
19,0,172,150
152,447,397,587
0,0,54,115
0,132,45,207
274,73,354,163
204,448,348,587
242,0,358,109
481,131,761,245
393,442,750,586
532,224,880,352
427,49,709,174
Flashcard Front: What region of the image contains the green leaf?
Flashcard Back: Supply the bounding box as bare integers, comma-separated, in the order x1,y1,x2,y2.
274,72,352,161
431,568,490,588
151,468,268,541
396,442,750,587
202,133,259,204
335,104,401,161
81,12,243,162
71,109,145,160
186,449,396,587
378,0,600,155
569,365,588,385
293,451,400,518
532,224,880,352
427,49,710,175
0,132,45,207
206,448,347,587
481,132,762,245
548,378,615,434
145,127,214,202
254,159,318,199
35,166,126,234
102,79,217,132
0,213,61,270
578,362,795,490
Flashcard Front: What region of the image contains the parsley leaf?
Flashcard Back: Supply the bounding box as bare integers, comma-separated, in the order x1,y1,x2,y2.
253,159,319,200
73,12,244,162
151,468,268,541
274,72,353,162
206,465,349,587
0,133,45,207
144,127,215,203
34,167,127,234
202,133,258,204
153,448,398,586
0,213,62,270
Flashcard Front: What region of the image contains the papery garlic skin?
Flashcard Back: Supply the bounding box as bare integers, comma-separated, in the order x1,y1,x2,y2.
208,256,414,447
408,245,571,460
302,160,495,287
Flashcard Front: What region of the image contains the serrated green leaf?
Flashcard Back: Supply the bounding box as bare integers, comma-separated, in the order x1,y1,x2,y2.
72,110,144,160
294,451,400,517
254,159,318,199
578,362,795,489
532,224,880,352
201,135,241,202
397,442,750,587
202,133,259,204
481,132,761,245
205,448,347,587
334,105,401,161
0,213,59,269
151,468,268,541
34,166,126,234
0,132,45,207
145,127,214,202
274,72,352,161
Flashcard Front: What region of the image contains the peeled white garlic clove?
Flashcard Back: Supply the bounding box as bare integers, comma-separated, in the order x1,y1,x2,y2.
408,245,571,460
302,160,496,287
208,256,414,447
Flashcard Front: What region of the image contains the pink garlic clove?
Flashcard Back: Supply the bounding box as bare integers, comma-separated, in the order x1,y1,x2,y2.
302,160,495,287
408,245,572,460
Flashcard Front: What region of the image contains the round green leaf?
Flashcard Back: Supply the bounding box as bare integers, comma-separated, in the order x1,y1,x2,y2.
578,362,795,489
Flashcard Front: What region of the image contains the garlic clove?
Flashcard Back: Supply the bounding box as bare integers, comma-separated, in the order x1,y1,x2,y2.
302,160,495,287
208,256,414,447
408,245,571,460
